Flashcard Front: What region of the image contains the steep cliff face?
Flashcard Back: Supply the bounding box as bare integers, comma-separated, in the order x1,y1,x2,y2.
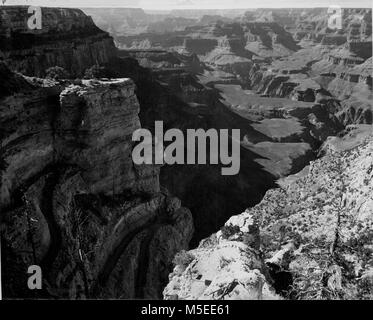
0,65,193,299
310,52,372,126
0,6,117,77
242,22,299,58
0,68,155,205
330,58,372,125
57,79,159,195
165,128,373,300
0,64,61,207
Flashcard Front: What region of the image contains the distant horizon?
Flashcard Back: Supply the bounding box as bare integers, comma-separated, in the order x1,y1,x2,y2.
3,5,372,9
2,0,372,11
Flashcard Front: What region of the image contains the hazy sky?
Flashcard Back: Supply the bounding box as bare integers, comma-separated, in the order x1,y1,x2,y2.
3,0,372,10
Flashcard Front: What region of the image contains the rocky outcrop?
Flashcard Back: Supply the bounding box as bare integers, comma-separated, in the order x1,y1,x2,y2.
0,72,154,205
165,129,373,300
319,57,373,125
243,22,299,58
164,236,281,300
1,66,193,299
57,79,159,195
0,7,117,77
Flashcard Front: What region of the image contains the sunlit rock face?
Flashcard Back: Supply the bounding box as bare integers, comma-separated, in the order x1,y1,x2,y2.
0,7,117,77
165,129,373,300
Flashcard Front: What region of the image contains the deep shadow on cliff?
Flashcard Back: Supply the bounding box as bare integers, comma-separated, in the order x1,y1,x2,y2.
0,64,193,299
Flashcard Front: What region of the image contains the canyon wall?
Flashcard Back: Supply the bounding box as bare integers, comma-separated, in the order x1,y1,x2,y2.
1,65,193,299
0,6,117,77
165,127,373,300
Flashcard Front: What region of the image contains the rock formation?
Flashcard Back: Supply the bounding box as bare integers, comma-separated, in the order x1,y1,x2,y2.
165,127,373,300
0,63,193,299
243,8,372,44
0,6,117,77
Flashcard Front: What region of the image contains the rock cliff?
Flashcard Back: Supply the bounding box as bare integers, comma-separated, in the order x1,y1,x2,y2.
0,6,117,77
0,64,193,299
165,127,373,300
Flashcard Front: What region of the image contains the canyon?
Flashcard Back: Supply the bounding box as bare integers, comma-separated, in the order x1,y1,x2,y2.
165,124,373,300
0,5,372,299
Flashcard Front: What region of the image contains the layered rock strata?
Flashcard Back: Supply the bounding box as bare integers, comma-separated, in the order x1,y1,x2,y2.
0,6,117,77
1,66,193,299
